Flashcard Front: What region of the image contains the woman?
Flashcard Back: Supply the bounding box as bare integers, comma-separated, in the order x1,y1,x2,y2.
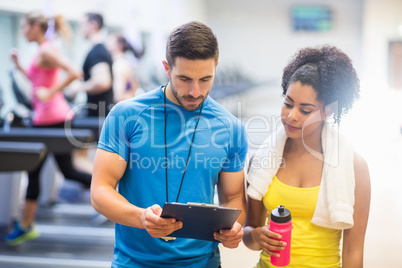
5,11,92,246
243,45,371,267
106,32,144,102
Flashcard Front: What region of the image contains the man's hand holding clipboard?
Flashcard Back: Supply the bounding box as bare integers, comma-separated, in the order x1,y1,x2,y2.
140,204,183,239
160,202,243,248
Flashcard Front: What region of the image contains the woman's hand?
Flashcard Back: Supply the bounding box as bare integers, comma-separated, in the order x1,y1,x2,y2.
36,87,53,102
256,225,286,257
10,49,19,65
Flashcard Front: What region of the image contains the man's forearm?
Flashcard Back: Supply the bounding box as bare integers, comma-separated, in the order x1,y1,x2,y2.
91,184,144,228
221,196,247,225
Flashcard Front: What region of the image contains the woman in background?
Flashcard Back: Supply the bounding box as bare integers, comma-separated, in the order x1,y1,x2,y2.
107,32,144,102
5,11,92,246
243,45,371,267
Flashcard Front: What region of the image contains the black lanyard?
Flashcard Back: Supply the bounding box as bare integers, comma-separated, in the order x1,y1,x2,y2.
164,84,203,203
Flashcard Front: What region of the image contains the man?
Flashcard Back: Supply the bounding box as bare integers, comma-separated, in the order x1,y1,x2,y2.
78,12,114,117
91,21,248,267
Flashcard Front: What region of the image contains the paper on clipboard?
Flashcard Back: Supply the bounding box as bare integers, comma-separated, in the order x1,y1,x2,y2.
160,202,241,242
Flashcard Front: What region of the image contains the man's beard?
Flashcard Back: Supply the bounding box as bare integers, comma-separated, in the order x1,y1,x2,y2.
170,82,207,111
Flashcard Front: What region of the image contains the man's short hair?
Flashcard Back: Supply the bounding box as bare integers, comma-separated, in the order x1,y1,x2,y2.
166,21,219,67
85,12,104,29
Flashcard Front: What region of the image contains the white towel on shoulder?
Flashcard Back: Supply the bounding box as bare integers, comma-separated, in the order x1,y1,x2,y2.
247,123,355,230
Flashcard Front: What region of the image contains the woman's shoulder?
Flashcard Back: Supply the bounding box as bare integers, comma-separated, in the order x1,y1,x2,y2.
40,40,58,51
353,152,368,172
113,57,131,71
353,151,370,188
39,41,60,59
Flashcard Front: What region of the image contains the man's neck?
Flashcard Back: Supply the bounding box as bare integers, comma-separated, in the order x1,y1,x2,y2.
89,31,104,45
112,51,125,60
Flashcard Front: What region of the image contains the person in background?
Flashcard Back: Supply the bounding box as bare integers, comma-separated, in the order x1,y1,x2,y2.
107,32,145,102
243,45,371,267
70,12,114,117
5,11,92,246
68,12,115,174
91,21,248,267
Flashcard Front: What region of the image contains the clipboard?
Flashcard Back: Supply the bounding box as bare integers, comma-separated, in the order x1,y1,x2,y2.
160,202,242,242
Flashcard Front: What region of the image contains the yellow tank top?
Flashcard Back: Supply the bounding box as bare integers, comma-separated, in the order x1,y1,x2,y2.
256,176,342,268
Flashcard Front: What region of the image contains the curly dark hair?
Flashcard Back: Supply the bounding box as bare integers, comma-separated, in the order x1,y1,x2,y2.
281,45,360,124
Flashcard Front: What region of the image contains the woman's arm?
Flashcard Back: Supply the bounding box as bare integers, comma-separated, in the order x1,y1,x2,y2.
112,60,129,103
243,196,267,250
112,60,140,102
36,45,81,101
342,152,371,267
243,196,285,256
10,49,29,79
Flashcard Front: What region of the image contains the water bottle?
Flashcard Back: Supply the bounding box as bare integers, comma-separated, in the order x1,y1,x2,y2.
269,205,292,266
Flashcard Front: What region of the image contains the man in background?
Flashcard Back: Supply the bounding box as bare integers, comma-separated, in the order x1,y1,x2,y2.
73,12,114,117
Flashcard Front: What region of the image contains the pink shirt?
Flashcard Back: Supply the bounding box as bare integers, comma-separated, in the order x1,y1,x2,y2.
27,41,73,126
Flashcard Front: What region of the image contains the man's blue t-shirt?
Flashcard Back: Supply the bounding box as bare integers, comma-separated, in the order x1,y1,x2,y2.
98,86,248,268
